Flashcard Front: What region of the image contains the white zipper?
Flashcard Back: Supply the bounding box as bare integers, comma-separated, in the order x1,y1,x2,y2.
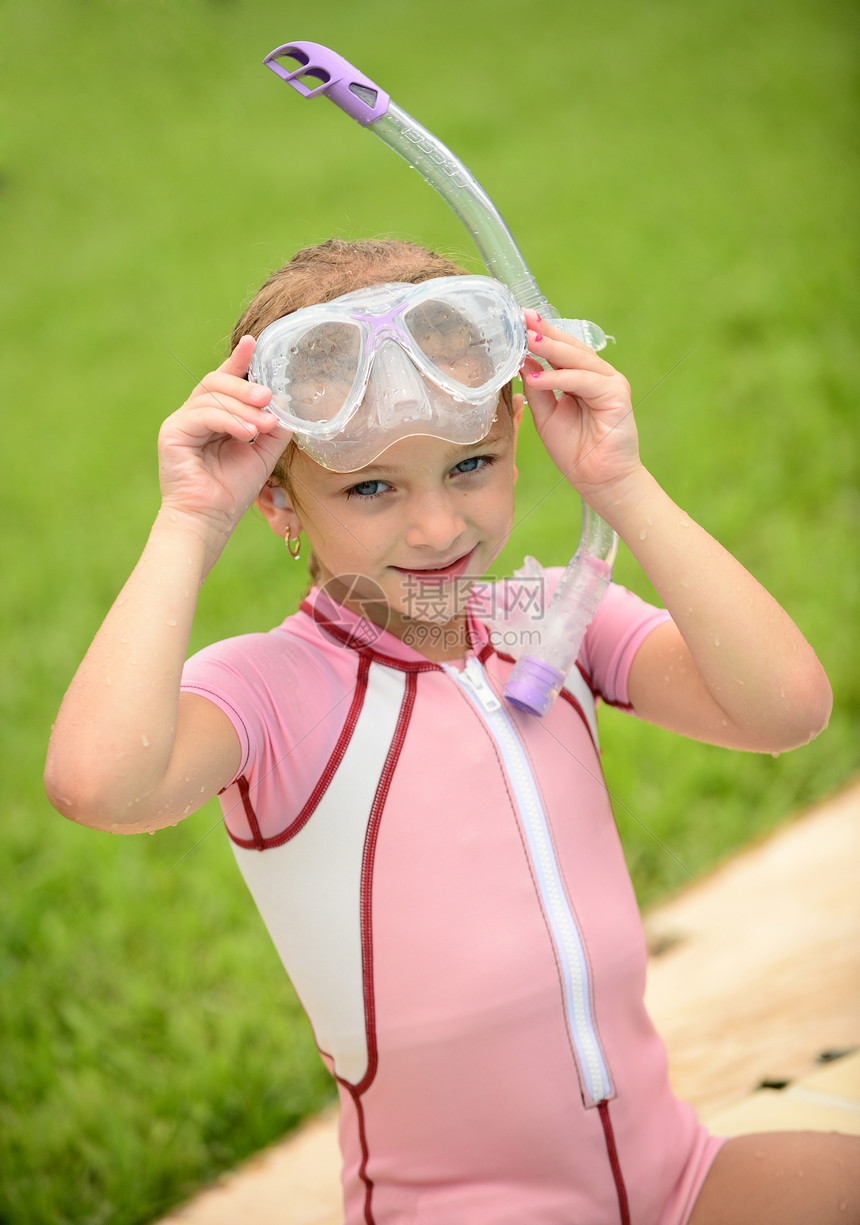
446,655,612,1105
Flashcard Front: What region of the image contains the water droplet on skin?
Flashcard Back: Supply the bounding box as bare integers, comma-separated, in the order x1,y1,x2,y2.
166,619,177,627
681,518,691,529
141,735,150,748
838,1200,848,1213
639,528,648,541
106,678,112,686
714,638,720,646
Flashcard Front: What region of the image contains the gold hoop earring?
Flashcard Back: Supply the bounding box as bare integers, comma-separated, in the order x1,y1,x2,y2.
284,528,302,561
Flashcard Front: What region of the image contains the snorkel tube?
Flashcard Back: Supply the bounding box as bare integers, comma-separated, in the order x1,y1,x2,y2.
263,41,619,716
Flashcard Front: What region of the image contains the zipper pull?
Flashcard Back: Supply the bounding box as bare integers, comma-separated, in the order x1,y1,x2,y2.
460,656,502,712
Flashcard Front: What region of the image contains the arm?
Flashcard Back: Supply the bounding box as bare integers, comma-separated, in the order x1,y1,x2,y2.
521,313,832,752
44,337,290,832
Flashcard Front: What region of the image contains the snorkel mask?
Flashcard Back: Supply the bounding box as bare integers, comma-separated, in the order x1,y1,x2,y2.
260,41,619,717
249,275,527,472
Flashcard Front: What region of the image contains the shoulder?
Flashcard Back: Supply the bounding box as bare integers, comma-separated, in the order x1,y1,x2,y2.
180,609,358,729
182,610,338,688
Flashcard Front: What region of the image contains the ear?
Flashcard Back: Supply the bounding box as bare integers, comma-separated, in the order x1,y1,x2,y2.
255,483,303,539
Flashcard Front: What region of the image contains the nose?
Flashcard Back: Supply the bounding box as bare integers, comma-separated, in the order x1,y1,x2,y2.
403,488,467,553
368,342,433,425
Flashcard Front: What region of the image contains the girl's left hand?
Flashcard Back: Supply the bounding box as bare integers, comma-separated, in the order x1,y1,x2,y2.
521,309,642,504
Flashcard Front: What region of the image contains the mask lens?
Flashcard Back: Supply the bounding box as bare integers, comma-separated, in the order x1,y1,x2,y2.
404,296,495,391
278,321,362,425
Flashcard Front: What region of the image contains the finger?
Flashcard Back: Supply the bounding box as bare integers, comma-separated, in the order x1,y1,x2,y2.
219,333,257,379
190,368,272,414
519,356,560,417
524,309,598,350
526,364,629,409
527,325,616,376
252,420,294,466
164,402,273,446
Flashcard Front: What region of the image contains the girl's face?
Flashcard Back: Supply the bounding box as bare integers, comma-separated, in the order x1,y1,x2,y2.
275,408,521,660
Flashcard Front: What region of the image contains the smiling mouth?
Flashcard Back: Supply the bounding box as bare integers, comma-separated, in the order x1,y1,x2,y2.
391,548,476,580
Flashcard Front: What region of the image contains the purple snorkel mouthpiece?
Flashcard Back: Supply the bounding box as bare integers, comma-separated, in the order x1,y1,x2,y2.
503,658,566,718
263,42,390,126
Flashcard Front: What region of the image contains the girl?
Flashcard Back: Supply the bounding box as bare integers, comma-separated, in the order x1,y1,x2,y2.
45,239,858,1225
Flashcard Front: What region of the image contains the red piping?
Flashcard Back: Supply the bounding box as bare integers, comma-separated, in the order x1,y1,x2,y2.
355,670,417,1096
557,686,598,753
336,670,418,1224
598,1099,631,1225
236,775,264,848
342,1088,376,1225
301,598,440,674
227,655,373,850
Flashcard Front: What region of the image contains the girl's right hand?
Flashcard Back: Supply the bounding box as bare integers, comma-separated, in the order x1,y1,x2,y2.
157,335,291,544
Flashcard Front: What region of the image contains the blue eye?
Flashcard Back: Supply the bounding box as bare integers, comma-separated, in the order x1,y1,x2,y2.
452,455,494,476
346,479,389,500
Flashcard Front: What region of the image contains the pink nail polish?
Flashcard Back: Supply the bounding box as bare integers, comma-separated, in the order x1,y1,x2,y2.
527,371,542,380
533,333,543,343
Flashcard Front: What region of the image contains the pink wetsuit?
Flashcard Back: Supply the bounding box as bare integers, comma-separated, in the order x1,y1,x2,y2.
181,581,724,1224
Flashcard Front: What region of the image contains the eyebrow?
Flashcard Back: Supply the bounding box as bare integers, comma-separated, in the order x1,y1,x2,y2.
349,460,402,477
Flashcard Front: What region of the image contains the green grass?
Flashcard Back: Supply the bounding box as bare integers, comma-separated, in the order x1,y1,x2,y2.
2,0,858,1220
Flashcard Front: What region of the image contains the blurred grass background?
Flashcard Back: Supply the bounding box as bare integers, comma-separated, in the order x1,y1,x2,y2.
2,0,857,1221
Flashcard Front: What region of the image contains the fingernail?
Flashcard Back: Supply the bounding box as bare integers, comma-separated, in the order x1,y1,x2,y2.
527,371,542,381
532,333,543,343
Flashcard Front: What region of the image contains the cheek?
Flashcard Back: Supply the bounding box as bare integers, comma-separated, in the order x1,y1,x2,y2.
301,507,387,571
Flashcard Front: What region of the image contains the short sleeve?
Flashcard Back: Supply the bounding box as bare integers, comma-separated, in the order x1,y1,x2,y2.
179,622,360,845
580,584,672,708
180,635,275,787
